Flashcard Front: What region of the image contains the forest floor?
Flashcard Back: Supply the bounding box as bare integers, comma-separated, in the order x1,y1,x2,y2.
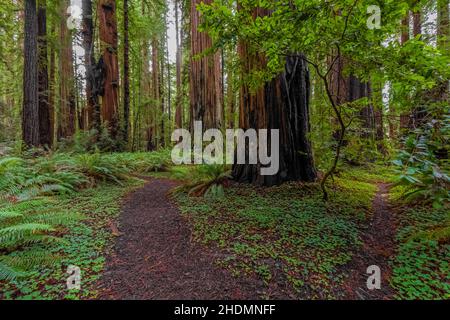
98,170,400,300
342,183,396,299
99,179,260,299
1,157,448,300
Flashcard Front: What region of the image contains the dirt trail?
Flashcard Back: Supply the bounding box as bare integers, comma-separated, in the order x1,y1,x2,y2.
98,179,259,300
343,183,397,300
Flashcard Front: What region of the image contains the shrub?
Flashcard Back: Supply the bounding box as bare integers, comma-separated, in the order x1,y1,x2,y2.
393,117,450,208
172,164,232,198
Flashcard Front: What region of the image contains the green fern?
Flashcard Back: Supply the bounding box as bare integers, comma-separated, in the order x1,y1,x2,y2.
0,205,82,281
172,164,232,197
0,223,55,245
0,260,28,281
0,211,23,220
0,250,60,281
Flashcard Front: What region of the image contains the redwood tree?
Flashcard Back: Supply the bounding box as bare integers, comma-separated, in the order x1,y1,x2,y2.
123,0,130,141
82,0,99,131
437,0,449,51
232,10,317,186
174,0,183,128
437,0,449,101
58,0,76,139
328,53,378,141
98,0,120,138
190,0,223,131
23,0,40,147
37,0,51,147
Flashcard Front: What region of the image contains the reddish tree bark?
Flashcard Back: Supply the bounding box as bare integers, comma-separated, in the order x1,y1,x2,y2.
401,14,410,44
413,10,421,37
98,0,120,137
174,0,183,128
189,0,223,130
22,0,40,147
82,0,98,130
233,9,316,185
123,0,130,141
328,54,377,140
437,0,449,50
437,0,449,102
37,0,51,147
152,37,160,148
58,0,76,140
48,22,56,144
399,13,411,131
233,44,317,185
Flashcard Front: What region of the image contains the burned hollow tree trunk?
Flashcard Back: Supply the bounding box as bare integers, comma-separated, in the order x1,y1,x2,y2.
232,43,317,186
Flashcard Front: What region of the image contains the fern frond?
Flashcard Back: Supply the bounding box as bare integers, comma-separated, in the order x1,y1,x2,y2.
1,250,61,270
0,223,55,244
0,234,67,249
23,212,84,226
0,259,28,281
0,211,23,221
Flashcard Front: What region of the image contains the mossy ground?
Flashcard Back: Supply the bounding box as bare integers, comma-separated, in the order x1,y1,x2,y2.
390,204,450,299
0,162,448,300
174,168,380,299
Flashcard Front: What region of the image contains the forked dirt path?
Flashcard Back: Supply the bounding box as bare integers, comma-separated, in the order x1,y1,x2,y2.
98,179,259,300
343,183,397,300
99,179,397,300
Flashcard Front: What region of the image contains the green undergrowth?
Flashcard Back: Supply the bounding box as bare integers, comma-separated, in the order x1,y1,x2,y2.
391,204,450,299
336,164,396,184
0,179,143,300
174,169,379,299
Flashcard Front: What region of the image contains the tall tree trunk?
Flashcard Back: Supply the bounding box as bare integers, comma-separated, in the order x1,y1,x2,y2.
438,0,449,50
151,37,160,150
58,0,76,140
328,55,375,140
401,14,410,44
233,37,316,185
23,0,40,147
165,13,172,123
399,13,411,132
174,0,183,128
189,0,223,131
159,42,165,147
82,0,98,131
37,0,51,147
412,8,425,128
48,23,56,145
437,0,449,101
349,76,375,139
413,10,421,37
98,0,120,138
140,3,153,151
123,0,130,142
226,51,236,129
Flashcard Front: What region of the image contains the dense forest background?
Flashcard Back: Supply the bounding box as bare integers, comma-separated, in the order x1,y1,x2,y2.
0,0,448,300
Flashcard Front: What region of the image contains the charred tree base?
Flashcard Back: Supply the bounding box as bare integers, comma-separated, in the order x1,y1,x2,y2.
232,55,317,186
